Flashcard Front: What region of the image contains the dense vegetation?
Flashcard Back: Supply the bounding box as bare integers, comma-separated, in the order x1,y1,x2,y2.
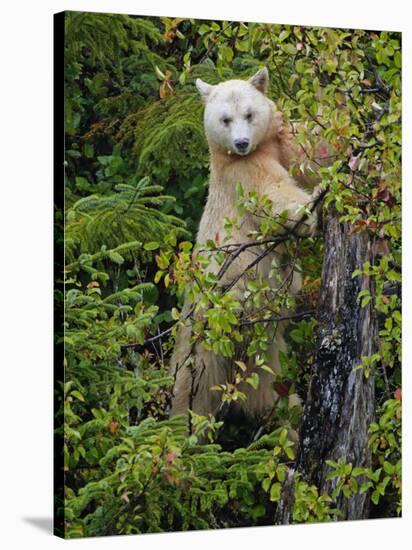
57,12,401,537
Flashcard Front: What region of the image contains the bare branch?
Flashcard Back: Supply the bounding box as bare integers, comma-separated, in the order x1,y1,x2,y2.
120,187,327,354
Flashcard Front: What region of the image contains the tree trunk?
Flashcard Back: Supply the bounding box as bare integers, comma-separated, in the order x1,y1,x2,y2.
276,210,377,523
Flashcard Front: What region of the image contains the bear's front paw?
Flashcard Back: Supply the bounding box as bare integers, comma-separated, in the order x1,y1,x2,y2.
294,209,318,237
311,182,326,202
309,183,326,234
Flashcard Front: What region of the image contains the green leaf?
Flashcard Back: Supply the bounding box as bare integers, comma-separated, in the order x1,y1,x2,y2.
198,24,210,35
383,461,394,475
360,481,373,494
144,241,160,251
108,251,124,265
251,504,266,519
276,464,286,483
260,364,275,375
236,182,244,198
246,372,260,390
75,176,91,192
371,490,380,505
279,428,287,446
70,390,85,402
352,467,366,477
270,482,281,502
282,43,297,55
361,295,372,308
171,307,180,320
262,478,271,492
284,446,295,460
290,329,304,344
387,270,401,282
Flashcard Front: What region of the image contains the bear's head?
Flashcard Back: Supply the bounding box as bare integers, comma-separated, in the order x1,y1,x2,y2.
196,67,273,156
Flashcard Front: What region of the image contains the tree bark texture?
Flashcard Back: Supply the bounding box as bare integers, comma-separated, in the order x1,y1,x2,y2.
277,210,377,523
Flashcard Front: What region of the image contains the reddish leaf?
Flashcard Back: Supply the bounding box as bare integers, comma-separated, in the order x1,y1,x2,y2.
349,154,361,171
274,383,290,397
108,420,119,435
318,144,329,158
87,281,100,289
375,182,396,207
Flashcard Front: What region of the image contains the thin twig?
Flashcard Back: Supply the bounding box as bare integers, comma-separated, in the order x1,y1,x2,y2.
240,309,314,326
121,188,327,354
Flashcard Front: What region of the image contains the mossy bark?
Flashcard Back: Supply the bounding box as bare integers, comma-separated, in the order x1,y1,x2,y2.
276,210,377,523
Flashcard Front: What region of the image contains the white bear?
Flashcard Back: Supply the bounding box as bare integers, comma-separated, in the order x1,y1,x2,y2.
169,67,319,424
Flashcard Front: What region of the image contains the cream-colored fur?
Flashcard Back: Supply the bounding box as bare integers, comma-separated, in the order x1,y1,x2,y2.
170,68,319,422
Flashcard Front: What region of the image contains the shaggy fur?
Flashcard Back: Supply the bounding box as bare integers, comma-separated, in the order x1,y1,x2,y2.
170,68,319,421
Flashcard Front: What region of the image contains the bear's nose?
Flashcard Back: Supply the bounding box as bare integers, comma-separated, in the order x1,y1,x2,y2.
234,138,250,153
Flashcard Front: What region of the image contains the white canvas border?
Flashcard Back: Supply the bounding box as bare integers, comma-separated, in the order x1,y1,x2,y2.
0,1,409,548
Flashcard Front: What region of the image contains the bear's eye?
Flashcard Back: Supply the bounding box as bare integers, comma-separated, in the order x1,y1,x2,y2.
222,117,232,126
245,112,253,122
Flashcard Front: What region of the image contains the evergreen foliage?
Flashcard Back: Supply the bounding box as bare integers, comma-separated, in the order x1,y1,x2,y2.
65,176,188,263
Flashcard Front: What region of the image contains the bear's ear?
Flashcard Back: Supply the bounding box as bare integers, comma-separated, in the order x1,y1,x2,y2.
249,67,269,94
196,78,214,102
